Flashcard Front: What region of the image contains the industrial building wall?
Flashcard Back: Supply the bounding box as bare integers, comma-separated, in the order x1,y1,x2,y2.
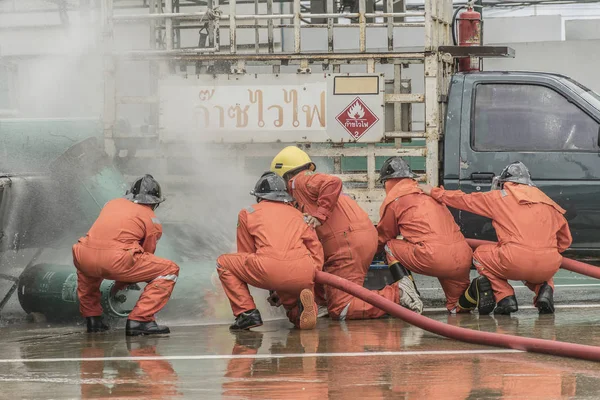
566,19,600,40
483,40,600,93
483,15,564,43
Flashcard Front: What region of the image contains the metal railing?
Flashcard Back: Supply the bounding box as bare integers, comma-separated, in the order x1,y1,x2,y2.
99,0,454,217
105,0,430,57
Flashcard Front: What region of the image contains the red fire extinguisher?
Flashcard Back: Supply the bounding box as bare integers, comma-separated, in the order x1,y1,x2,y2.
456,5,482,72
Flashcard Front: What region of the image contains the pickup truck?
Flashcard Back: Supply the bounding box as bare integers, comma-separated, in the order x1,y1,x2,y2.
442,71,600,258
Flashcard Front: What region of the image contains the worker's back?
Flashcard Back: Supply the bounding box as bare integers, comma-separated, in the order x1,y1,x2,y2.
244,201,314,260
491,184,570,251
379,178,466,245
393,193,466,245
84,198,159,249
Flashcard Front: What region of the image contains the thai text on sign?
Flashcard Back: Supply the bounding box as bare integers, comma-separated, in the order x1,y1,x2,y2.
160,81,327,136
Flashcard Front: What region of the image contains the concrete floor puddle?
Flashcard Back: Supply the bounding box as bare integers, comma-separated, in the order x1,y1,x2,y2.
2,311,600,399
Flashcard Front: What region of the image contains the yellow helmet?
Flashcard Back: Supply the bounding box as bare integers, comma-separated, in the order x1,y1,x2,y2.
270,146,316,178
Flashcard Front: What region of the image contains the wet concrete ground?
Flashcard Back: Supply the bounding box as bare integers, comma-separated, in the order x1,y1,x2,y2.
2,308,600,399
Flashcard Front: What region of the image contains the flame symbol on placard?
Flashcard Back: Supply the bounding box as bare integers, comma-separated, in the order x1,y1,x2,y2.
347,101,365,120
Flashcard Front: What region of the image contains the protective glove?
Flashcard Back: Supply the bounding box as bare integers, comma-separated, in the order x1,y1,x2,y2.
418,184,434,196
267,290,282,307
303,214,322,228
398,276,423,314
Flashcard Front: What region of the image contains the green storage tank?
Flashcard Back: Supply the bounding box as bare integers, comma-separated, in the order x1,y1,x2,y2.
17,263,136,321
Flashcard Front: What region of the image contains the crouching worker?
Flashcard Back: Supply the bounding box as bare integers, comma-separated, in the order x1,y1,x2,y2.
73,175,179,336
270,146,423,318
217,172,322,330
421,162,572,315
377,157,494,314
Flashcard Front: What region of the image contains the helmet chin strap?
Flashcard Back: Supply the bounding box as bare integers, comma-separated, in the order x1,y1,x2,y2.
283,163,312,182
491,176,500,191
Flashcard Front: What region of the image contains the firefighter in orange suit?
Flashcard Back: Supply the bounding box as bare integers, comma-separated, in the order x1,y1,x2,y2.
421,162,572,314
270,146,422,318
376,156,495,314
73,174,178,336
217,172,322,330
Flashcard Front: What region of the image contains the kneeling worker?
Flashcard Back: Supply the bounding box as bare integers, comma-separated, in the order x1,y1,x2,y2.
217,172,322,330
377,157,494,314
420,162,572,314
73,174,179,336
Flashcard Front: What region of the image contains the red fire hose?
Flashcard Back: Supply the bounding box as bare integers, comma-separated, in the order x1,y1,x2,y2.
315,241,600,361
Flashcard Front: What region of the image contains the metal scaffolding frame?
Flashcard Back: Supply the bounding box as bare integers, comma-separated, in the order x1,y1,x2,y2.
0,0,458,218
0,0,512,218
93,0,455,216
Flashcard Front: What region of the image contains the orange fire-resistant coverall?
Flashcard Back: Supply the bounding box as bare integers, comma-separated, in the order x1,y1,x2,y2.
217,200,323,326
72,198,179,322
431,183,572,303
377,179,473,310
288,170,399,320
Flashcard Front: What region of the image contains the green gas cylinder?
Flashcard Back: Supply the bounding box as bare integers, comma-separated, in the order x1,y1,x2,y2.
16,260,285,323
17,263,138,322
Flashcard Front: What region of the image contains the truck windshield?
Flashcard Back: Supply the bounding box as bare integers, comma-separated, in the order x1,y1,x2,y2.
560,77,600,111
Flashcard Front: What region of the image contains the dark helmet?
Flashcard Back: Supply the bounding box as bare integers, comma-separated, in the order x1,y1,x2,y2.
378,156,415,182
124,174,165,206
491,161,535,190
250,172,294,203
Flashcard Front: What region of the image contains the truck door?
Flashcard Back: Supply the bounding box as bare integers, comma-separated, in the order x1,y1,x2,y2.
458,74,600,254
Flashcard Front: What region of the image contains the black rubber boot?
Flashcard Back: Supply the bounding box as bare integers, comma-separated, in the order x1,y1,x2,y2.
494,295,518,315
86,316,110,333
230,309,263,331
389,262,420,296
126,320,170,336
458,276,496,315
535,282,555,314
